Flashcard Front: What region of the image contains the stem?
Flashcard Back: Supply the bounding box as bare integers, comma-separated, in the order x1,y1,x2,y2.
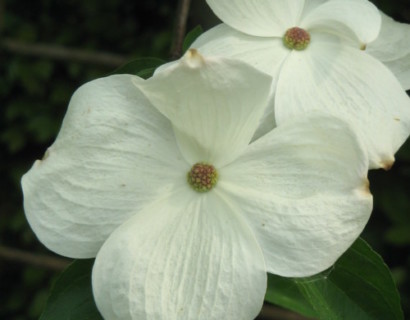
0,0,5,33
170,0,192,59
259,304,313,320
0,245,71,271
0,39,128,67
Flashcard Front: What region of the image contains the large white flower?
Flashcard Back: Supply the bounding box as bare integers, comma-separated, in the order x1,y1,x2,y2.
22,50,372,320
191,0,410,170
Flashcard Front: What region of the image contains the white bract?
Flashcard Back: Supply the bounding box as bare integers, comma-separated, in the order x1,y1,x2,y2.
22,50,372,320
191,0,410,169
367,12,410,91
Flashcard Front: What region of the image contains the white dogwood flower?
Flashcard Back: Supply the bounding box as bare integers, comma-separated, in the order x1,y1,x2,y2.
192,0,410,169
22,50,372,320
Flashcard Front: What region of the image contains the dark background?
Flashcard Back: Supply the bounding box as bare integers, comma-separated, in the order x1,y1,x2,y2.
0,0,409,319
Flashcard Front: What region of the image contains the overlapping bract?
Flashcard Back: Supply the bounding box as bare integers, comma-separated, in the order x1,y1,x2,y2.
192,0,410,169
367,12,410,90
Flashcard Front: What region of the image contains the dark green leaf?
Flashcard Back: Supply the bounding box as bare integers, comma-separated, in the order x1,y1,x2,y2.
136,67,159,79
182,25,203,53
111,57,165,78
265,238,403,320
266,273,317,318
40,259,103,320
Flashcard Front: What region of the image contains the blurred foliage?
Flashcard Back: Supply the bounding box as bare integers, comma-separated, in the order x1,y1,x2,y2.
0,0,409,319
0,0,177,319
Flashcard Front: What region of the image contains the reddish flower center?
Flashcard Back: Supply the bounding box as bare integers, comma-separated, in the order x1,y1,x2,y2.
187,162,218,193
283,27,311,50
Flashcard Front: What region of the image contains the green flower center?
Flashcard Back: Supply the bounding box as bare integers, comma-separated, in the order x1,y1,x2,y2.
283,27,311,51
187,162,218,193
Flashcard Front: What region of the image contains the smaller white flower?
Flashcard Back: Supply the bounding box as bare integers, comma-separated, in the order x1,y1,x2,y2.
190,0,410,170
367,12,410,91
22,50,372,320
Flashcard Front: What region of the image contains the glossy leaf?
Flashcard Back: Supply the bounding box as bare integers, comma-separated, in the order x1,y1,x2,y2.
266,273,317,318
265,238,403,320
182,25,203,53
111,57,165,78
40,259,103,320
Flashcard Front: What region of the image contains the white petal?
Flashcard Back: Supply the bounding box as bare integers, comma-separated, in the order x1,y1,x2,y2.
219,115,373,277
301,0,381,45
135,50,272,167
157,25,289,81
92,189,266,320
367,12,410,90
192,25,288,140
205,0,306,37
192,24,290,79
251,96,277,142
275,41,410,169
301,0,328,17
21,75,188,258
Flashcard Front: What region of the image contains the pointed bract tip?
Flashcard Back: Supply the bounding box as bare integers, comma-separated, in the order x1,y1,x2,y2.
363,178,370,194
357,177,372,198
183,48,205,68
381,158,395,171
42,148,51,161
34,148,51,167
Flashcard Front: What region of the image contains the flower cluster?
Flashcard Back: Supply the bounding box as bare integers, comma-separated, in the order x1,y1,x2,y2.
191,0,410,169
21,1,410,319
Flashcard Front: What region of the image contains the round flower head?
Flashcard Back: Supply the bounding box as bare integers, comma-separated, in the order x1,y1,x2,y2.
187,162,218,192
184,0,410,170
22,50,372,320
283,27,311,50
